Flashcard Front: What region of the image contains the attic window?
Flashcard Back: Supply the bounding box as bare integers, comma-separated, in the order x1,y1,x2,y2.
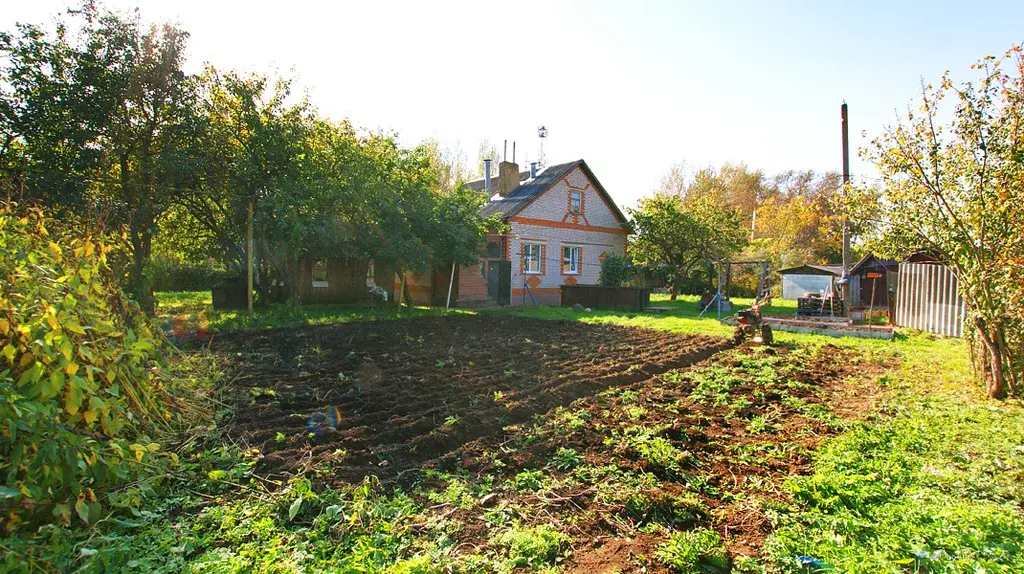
312,259,328,288
570,190,582,213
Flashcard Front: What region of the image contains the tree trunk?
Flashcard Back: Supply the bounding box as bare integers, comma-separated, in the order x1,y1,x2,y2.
670,272,681,301
974,317,1008,399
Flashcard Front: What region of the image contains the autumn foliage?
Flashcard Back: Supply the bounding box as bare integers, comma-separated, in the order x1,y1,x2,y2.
0,205,176,528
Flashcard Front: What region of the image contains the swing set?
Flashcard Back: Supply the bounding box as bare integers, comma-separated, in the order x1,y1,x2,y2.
698,259,772,320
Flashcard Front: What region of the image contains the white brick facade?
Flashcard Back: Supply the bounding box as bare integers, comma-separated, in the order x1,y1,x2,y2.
507,166,628,305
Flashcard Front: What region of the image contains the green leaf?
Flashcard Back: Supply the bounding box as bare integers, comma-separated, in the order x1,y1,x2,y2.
66,385,84,415
288,496,303,521
45,370,66,399
75,499,90,524
0,485,20,499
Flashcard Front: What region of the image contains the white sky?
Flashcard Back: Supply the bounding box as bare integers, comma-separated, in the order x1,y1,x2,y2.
6,0,1024,209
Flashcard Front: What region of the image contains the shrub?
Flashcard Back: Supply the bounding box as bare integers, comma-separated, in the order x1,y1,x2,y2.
0,205,179,527
599,253,634,286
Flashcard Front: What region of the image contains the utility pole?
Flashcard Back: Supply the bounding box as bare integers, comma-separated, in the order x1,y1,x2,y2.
247,199,254,320
841,102,852,315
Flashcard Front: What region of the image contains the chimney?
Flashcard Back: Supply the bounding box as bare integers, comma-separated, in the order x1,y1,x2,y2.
483,158,492,194
497,159,520,197
529,162,538,179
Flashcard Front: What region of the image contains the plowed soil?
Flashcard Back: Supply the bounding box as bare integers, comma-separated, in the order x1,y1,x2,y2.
212,315,730,484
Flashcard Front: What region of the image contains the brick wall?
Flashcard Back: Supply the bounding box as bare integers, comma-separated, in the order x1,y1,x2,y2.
506,166,627,306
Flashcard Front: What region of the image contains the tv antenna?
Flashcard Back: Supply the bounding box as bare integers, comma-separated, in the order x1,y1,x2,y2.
537,125,548,167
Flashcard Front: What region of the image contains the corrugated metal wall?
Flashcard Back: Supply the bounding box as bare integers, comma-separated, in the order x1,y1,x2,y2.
895,263,966,337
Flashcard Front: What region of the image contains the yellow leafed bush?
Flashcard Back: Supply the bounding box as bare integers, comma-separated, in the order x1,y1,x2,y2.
0,204,175,529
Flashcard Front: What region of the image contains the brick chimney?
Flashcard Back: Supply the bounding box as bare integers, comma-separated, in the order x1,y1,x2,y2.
497,161,520,197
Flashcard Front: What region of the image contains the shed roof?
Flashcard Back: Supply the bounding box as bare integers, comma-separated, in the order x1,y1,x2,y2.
777,264,844,276
849,254,898,275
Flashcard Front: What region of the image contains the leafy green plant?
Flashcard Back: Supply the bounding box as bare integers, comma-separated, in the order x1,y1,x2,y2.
0,206,186,525
551,448,583,471
509,469,546,492
492,523,569,569
655,528,728,573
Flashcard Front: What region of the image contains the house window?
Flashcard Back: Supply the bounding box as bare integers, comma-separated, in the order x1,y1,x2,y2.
562,246,581,274
570,190,582,213
486,241,501,259
312,259,328,288
523,244,542,274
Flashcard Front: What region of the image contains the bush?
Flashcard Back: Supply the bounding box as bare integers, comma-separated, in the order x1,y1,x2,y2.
0,205,179,527
599,253,634,286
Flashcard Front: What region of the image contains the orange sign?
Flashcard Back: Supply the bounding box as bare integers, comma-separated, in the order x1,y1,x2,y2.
866,272,883,279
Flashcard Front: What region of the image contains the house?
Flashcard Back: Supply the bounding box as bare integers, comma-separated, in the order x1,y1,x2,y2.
777,264,843,300
457,158,630,306
287,158,629,308
848,254,898,308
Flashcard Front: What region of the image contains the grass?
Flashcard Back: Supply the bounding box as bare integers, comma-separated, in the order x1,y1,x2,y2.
6,290,1018,572
156,291,472,333
763,334,1024,573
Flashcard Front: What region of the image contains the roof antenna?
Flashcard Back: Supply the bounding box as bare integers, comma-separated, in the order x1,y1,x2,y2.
537,125,548,167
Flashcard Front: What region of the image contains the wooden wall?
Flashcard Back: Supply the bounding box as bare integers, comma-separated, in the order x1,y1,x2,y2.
296,258,394,304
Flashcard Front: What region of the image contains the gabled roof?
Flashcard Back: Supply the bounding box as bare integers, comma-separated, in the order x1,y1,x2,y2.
777,264,844,276
849,254,898,275
472,159,629,226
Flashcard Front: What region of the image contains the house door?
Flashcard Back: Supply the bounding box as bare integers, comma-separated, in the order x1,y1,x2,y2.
487,261,511,305
486,262,500,301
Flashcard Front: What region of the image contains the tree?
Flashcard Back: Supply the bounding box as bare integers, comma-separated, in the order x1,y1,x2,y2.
629,193,747,299
867,45,1024,398
1,4,195,312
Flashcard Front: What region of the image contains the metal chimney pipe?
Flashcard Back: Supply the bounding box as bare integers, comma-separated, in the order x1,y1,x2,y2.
512,142,516,164
483,159,492,193
529,162,537,178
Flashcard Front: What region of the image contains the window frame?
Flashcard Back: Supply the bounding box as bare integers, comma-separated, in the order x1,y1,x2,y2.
562,246,581,275
569,190,582,213
312,259,329,288
523,243,542,274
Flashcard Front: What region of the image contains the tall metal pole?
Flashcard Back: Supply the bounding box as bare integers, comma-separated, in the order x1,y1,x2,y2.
841,102,852,314
247,199,254,320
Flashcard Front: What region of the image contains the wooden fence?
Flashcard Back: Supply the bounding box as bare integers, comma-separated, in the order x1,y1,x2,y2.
895,262,966,337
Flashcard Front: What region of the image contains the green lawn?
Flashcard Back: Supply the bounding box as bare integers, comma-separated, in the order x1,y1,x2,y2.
9,291,1015,572
155,291,795,340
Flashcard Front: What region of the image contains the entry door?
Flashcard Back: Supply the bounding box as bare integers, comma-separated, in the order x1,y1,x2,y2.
487,262,500,300
498,262,511,305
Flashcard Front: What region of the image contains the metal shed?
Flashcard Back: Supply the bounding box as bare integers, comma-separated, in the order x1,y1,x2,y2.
778,264,843,300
